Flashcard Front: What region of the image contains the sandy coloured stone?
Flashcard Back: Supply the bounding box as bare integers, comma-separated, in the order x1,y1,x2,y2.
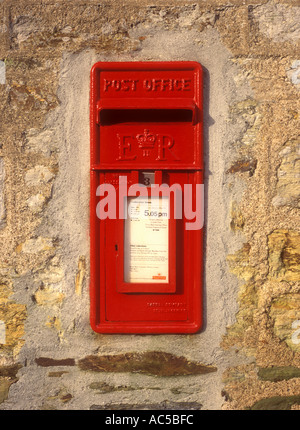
75,256,86,296
78,351,217,377
268,230,300,282
25,128,58,156
0,301,26,356
18,236,55,254
272,140,300,208
226,243,256,282
0,158,5,230
33,286,65,306
270,294,300,352
252,2,300,43
25,165,55,187
230,201,245,231
26,193,47,213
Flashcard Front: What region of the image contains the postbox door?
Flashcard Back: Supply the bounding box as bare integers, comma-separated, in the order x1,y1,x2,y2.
90,61,203,334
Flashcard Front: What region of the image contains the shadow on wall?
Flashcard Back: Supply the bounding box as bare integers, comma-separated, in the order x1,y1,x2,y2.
202,65,214,334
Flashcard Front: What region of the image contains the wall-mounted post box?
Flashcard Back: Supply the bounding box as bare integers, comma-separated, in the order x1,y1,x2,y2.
90,61,203,334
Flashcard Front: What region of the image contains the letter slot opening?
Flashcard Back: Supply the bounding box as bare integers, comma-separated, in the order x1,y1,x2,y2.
99,109,195,125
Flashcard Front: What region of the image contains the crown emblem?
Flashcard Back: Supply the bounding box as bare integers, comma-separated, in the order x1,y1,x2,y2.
136,129,156,152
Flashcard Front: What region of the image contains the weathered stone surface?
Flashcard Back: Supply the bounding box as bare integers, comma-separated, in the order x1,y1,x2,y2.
89,381,135,393
78,352,217,377
35,357,75,367
26,193,47,214
24,128,58,157
226,158,257,176
270,294,300,352
0,364,21,378
230,201,245,232
0,61,5,85
0,379,13,404
17,236,55,254
287,60,300,86
0,301,26,356
258,366,300,382
32,286,64,306
75,256,86,296
222,362,300,410
0,158,5,230
47,371,69,378
272,140,300,208
45,388,73,406
0,363,22,404
221,282,257,351
25,165,55,187
33,256,64,287
248,395,300,411
229,98,261,154
226,243,256,282
268,230,300,282
45,316,63,338
0,282,12,300
252,2,300,43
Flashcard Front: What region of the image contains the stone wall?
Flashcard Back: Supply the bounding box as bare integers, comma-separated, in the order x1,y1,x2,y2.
0,0,299,410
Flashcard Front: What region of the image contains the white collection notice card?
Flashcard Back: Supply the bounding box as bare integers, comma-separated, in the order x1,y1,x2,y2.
124,197,169,284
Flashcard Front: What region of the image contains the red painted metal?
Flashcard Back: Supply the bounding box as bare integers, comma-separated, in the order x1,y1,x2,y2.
90,61,203,333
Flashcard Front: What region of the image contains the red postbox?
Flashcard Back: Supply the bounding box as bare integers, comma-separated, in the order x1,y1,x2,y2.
90,61,203,333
